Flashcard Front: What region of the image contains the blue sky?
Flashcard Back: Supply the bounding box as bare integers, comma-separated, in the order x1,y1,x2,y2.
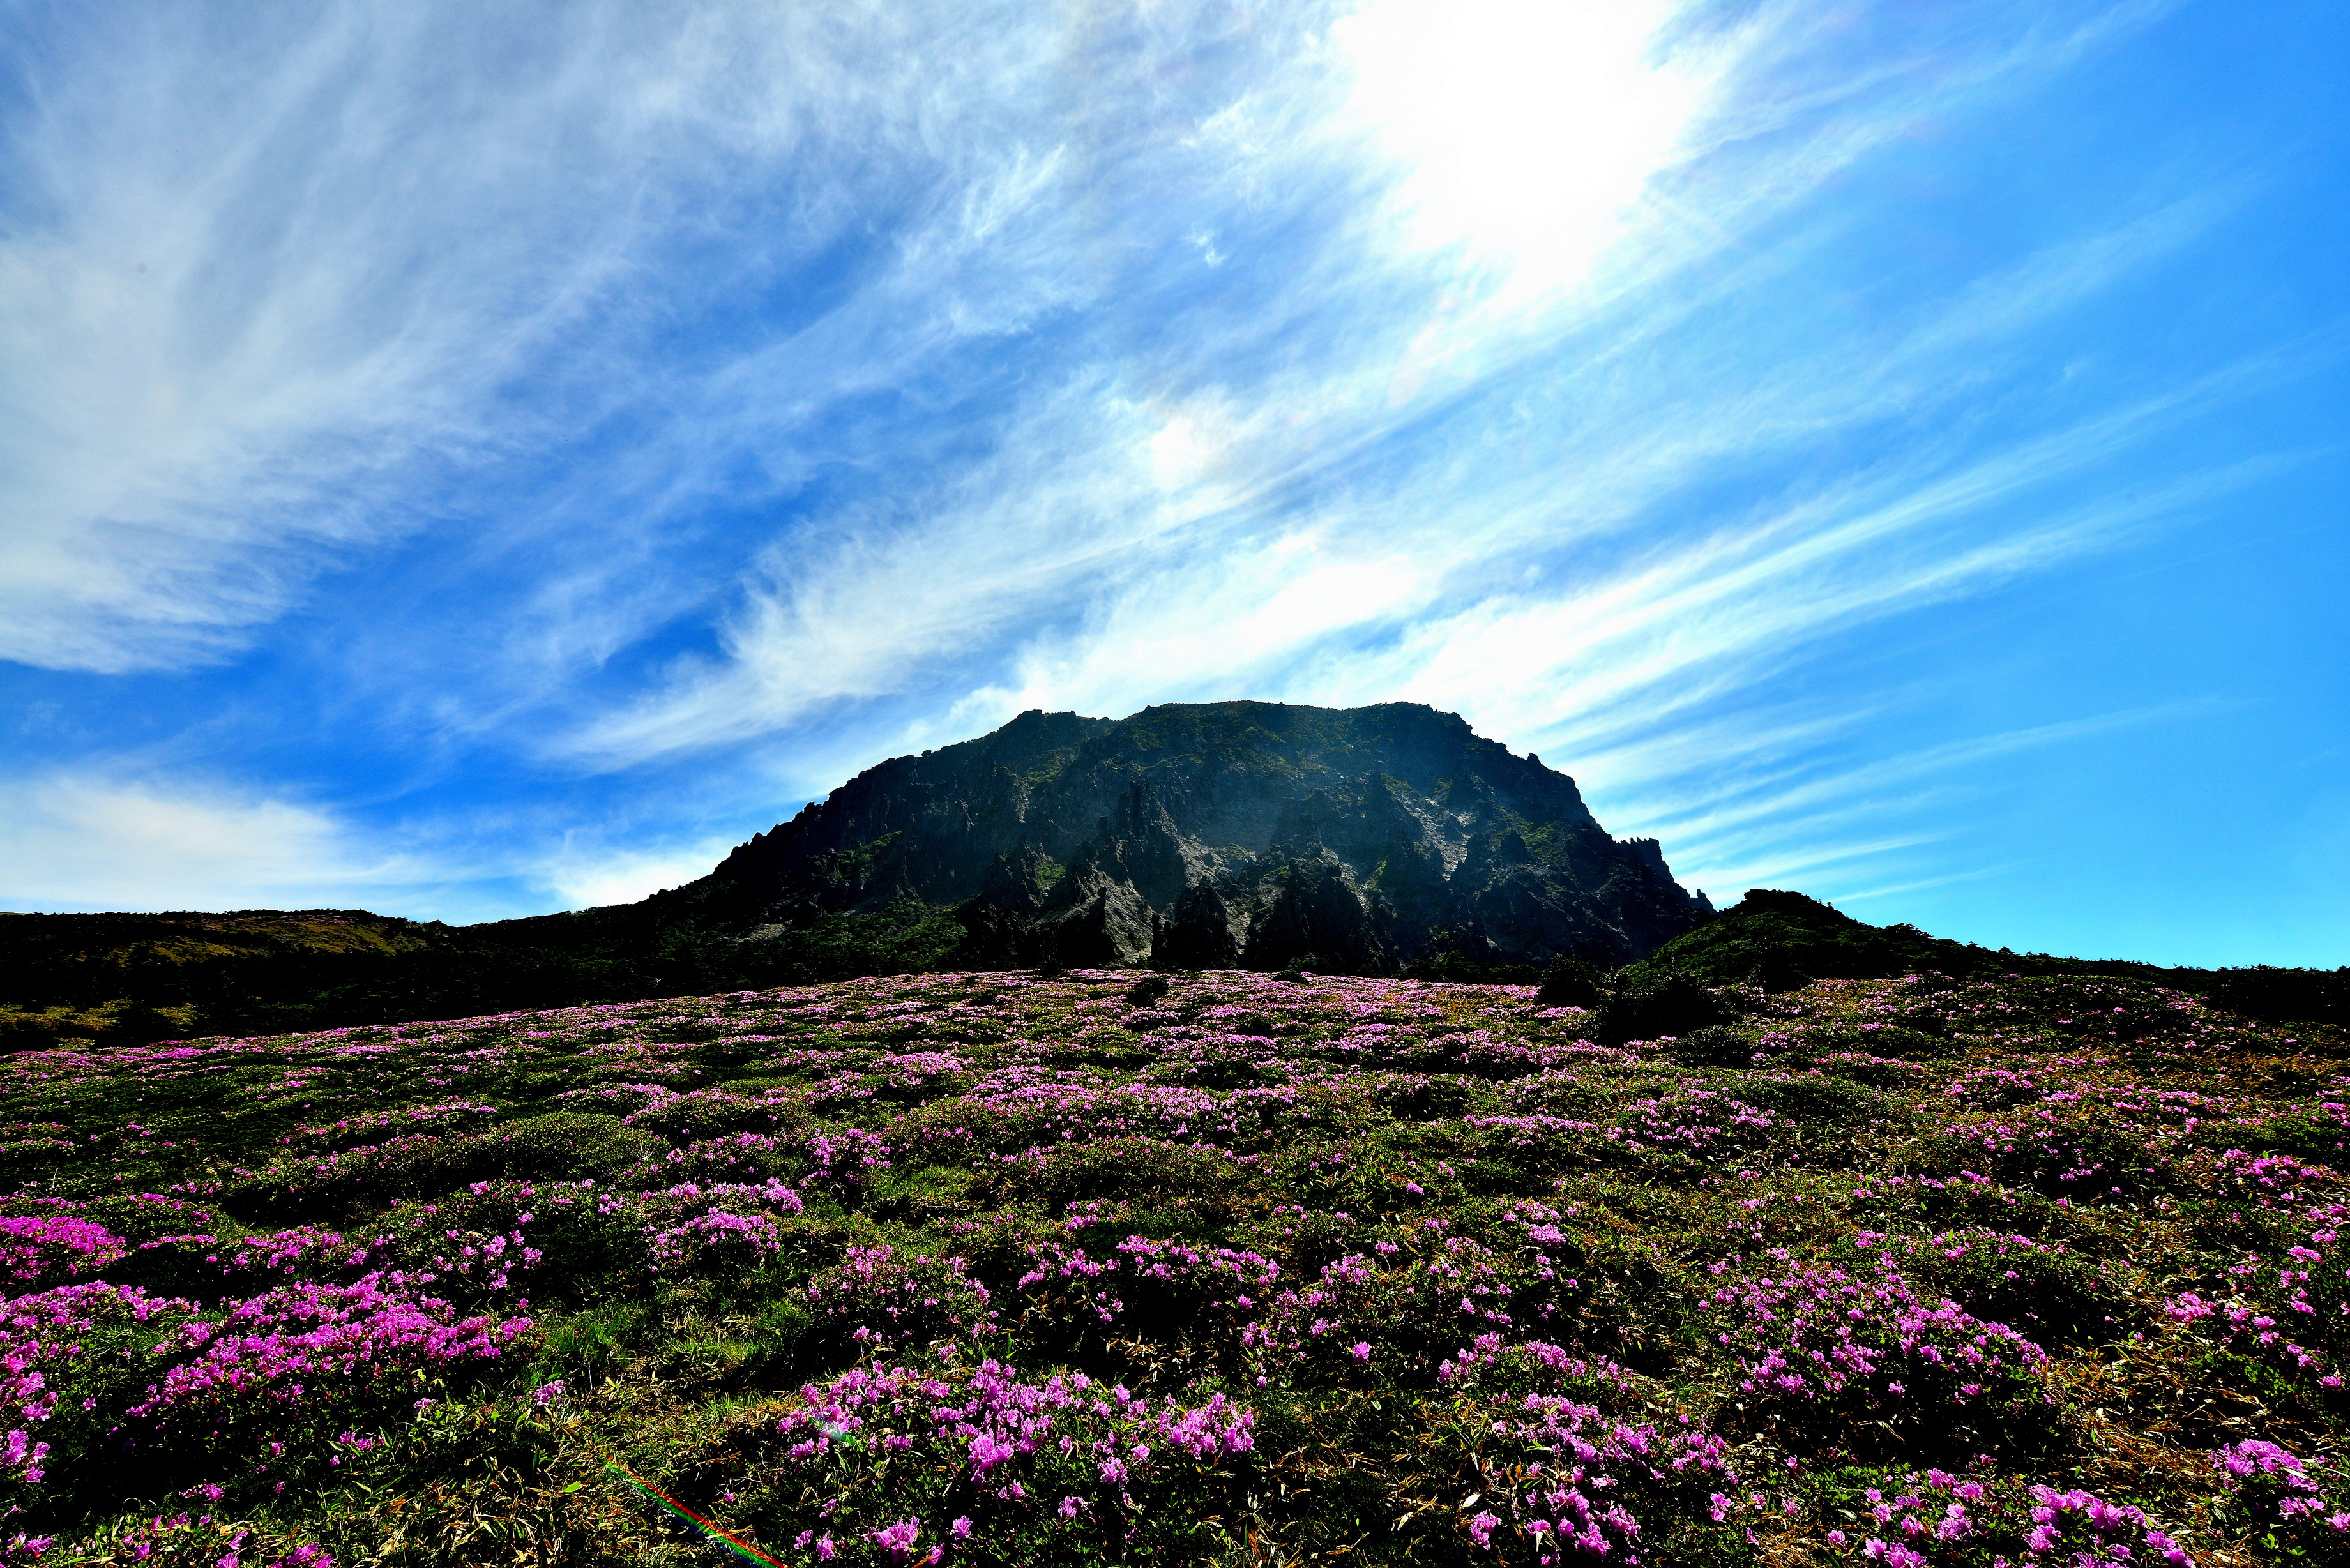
2,0,2343,967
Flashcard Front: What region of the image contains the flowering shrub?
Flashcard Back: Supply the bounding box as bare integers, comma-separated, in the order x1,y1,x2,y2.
1872,1227,2129,1347
2210,1438,2350,1555
2015,1486,2194,1567
1909,1111,2172,1198
283,1099,502,1154
642,1179,805,1272
803,1246,992,1357
121,1277,533,1449
0,1283,197,1507
1608,1090,1787,1163
1429,1340,1736,1564
1812,1468,2002,1566
1704,1256,2052,1458
1010,1233,1281,1376
0,966,2337,1563
1241,1231,1588,1383
625,1088,793,1143
2164,1197,2350,1396
732,1357,1255,1564
0,1214,128,1285
1810,1472,2193,1568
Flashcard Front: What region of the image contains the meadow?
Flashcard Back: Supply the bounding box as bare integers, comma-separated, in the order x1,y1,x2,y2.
0,964,2344,1565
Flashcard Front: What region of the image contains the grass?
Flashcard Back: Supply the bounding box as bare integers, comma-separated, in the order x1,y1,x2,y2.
0,966,2343,1564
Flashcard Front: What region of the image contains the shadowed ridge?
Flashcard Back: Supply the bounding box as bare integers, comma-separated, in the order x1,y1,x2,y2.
680,698,1711,975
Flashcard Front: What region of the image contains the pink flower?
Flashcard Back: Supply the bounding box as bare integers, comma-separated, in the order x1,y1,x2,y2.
1467,1511,1503,1549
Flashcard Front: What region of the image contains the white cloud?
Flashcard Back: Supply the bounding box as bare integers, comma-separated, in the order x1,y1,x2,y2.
535,835,744,910
0,769,763,920
540,0,2248,795
3,0,2294,933
0,774,412,911
0,0,1096,675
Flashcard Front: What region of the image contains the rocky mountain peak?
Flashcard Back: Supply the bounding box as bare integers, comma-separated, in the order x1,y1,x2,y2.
704,700,1709,972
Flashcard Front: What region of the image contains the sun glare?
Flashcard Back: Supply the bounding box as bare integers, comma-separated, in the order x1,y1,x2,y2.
1337,0,1701,290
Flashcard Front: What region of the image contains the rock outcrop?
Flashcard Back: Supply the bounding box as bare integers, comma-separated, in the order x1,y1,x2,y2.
700,700,1710,971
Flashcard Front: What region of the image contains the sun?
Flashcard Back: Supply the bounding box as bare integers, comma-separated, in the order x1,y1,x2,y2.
1336,0,1702,291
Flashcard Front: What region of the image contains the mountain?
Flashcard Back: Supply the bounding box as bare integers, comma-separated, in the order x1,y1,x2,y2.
685,700,1711,972
1622,887,2349,1029
0,908,457,1046
1,703,1708,1046
15,703,2335,1050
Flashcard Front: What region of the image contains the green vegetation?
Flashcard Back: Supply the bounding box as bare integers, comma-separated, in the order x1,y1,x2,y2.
1626,889,2350,1030
1,964,2347,1563
0,901,968,1051
8,887,2342,1064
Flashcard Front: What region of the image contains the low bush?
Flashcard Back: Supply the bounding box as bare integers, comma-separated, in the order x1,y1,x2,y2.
1593,970,1737,1044
0,964,2326,1564
1667,1025,1754,1068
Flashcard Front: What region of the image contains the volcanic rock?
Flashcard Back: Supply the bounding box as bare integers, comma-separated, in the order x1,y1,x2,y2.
700,700,1709,972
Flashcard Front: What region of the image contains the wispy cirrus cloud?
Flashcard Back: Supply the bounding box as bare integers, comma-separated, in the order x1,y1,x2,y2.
0,772,407,910
0,0,1121,674
543,0,2255,794
3,0,2339,960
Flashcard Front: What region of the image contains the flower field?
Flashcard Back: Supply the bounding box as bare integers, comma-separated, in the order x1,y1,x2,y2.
0,965,2345,1565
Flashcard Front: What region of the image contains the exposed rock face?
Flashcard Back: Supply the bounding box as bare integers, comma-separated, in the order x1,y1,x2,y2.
1156,881,1243,970
702,700,1711,971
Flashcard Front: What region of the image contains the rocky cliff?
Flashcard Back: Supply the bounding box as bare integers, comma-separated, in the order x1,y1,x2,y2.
701,701,1710,971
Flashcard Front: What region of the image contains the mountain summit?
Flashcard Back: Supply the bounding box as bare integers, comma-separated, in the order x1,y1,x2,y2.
703,701,1709,971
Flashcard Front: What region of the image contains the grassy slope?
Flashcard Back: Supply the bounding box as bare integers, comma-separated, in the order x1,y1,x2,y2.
0,901,967,1050
1625,889,2350,1029
1,967,2347,1564
10,887,2344,1055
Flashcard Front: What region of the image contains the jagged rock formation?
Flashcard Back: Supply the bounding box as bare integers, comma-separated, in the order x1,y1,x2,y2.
702,700,1710,972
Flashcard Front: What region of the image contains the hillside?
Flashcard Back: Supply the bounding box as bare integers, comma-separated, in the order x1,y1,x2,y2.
9,706,2339,1052
6,702,1716,1045
681,699,1712,970
1,965,2346,1563
1623,889,2350,1029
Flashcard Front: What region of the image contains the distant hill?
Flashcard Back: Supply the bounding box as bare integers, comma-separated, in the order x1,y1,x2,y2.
8,706,2339,1048
1621,887,2347,1030
5,702,1711,1044
685,700,1712,971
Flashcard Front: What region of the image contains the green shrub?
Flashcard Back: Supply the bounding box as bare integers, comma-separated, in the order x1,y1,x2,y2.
1814,1052,1920,1088
1726,1072,1885,1127
484,1112,663,1181
628,1091,788,1145
1667,1025,1754,1068
1800,1023,1947,1060
2229,1106,2350,1163
1885,1228,2132,1348
1535,956,1605,1009
1594,971,1736,1044
1012,1136,1246,1213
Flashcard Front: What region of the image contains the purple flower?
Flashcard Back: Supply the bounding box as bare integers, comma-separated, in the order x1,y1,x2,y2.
1467,1511,1503,1549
